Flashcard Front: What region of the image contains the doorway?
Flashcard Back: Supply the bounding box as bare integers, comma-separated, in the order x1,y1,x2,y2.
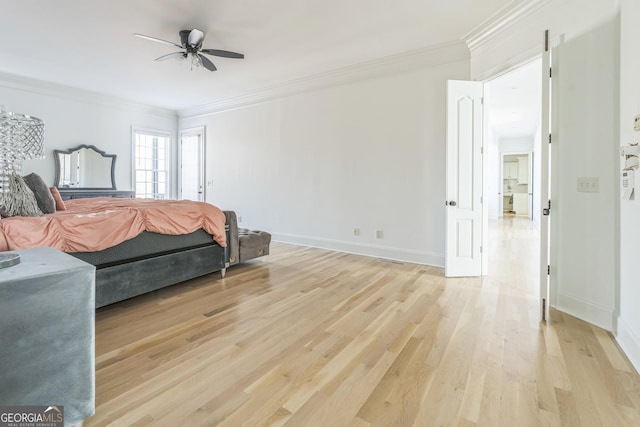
483,58,542,275
179,127,205,201
500,152,533,219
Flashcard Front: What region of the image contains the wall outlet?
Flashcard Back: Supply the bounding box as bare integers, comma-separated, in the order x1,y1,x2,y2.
353,228,360,236
376,230,384,239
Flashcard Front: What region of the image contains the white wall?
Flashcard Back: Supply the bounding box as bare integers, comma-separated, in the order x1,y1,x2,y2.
617,0,640,372
0,75,177,192
469,0,620,81
499,136,533,154
180,59,470,266
469,0,621,332
549,19,619,331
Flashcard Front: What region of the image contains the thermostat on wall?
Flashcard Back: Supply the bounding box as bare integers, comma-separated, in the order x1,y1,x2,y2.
622,169,634,200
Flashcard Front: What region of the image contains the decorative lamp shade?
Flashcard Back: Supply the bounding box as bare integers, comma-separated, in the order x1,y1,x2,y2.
0,109,45,193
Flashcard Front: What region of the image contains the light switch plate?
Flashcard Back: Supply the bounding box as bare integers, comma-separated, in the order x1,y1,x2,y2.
577,177,599,193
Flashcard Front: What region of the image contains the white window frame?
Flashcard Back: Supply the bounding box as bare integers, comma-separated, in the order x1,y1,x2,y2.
132,127,171,199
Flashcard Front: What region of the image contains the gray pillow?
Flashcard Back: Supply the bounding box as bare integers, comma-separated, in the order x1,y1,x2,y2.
0,174,43,217
22,173,55,214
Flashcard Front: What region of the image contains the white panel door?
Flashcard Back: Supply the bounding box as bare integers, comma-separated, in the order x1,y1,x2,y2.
539,35,552,322
528,153,534,220
180,128,204,201
445,80,483,277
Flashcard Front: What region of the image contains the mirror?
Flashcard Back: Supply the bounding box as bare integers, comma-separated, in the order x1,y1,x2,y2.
54,145,117,189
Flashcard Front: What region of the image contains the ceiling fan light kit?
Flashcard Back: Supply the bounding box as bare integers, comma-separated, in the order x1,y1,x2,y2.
134,28,244,72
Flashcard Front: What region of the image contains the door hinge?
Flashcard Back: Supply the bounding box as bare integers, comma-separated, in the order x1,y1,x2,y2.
543,199,551,216
480,196,483,204
549,67,552,78
481,97,484,105
480,245,483,254
544,29,549,52
548,134,552,144
547,265,550,275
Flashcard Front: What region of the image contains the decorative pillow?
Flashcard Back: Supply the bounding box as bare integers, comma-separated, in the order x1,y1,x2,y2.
49,186,67,211
22,173,56,214
0,174,43,218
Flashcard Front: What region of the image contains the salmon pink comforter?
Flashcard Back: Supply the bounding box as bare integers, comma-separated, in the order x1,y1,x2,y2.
0,197,227,253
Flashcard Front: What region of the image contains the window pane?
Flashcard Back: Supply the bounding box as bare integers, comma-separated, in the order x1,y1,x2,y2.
134,130,170,199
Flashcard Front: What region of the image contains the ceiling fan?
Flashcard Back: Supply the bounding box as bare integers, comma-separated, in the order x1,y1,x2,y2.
134,29,244,72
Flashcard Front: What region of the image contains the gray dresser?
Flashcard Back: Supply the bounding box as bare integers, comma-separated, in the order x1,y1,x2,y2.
57,189,135,200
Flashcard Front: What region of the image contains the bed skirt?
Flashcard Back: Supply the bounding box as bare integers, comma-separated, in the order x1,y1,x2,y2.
68,227,230,308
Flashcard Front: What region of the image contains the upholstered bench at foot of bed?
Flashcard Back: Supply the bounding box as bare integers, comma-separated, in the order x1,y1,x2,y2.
238,228,271,263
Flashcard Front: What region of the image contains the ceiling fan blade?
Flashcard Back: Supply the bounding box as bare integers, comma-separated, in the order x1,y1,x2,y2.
188,29,205,48
134,33,182,49
198,54,217,71
200,49,245,59
155,52,186,62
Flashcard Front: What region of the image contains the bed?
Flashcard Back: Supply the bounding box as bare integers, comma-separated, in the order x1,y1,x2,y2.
0,197,231,308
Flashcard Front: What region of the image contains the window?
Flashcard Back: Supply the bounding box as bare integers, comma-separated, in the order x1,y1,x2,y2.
133,129,170,199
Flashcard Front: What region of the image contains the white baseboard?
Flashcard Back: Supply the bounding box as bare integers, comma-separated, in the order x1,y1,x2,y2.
555,291,615,331
616,316,640,374
271,232,444,268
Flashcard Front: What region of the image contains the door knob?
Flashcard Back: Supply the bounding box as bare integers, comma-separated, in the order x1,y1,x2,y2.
447,201,457,206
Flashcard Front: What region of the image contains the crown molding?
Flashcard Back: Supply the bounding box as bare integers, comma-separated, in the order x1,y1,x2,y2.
178,40,469,119
0,71,177,119
1,41,469,121
463,0,553,53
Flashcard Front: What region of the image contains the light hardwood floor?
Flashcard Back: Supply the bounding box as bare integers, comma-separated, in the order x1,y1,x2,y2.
86,218,640,426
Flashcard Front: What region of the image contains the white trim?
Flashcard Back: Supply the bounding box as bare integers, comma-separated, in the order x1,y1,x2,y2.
131,127,173,199
482,88,489,276
179,41,469,118
0,71,176,119
555,291,615,331
463,0,553,53
463,0,552,82
178,126,206,201
272,232,444,268
616,316,640,373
